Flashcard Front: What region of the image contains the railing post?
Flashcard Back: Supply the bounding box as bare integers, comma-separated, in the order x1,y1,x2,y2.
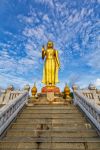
2,92,11,104
0,92,5,104
88,84,99,105
72,84,78,105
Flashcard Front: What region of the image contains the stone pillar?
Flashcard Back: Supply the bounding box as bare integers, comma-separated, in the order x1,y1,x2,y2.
3,92,11,104
3,85,14,104
72,84,78,92
6,85,14,92
72,84,78,105
23,85,30,105
23,84,30,92
88,84,99,104
0,90,6,104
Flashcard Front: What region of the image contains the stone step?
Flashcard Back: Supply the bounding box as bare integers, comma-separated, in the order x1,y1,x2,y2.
6,130,98,138
2,137,100,143
21,109,80,113
16,116,87,121
0,141,100,149
8,126,96,131
8,128,95,132
17,113,84,119
0,103,100,150
25,106,77,110
15,118,88,124
27,104,75,106
11,123,93,130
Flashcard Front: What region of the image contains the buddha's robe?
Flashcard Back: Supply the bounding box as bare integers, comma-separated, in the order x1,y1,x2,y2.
42,48,60,86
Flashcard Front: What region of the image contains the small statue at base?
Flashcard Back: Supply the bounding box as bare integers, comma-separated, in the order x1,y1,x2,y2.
31,82,37,97
64,84,72,104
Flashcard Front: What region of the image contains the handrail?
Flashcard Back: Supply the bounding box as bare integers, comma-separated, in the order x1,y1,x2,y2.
0,91,25,105
0,92,29,135
73,90,100,131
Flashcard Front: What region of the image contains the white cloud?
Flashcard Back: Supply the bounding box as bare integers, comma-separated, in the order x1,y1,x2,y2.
97,0,100,3
95,78,100,87
23,26,48,41
35,0,54,8
0,73,29,89
18,14,39,24
85,49,100,69
0,44,40,76
0,0,99,90
25,42,41,58
43,14,50,22
21,16,33,23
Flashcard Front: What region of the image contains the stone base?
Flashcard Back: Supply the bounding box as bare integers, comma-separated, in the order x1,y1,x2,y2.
65,97,72,104
41,86,60,94
29,96,67,105
28,94,72,105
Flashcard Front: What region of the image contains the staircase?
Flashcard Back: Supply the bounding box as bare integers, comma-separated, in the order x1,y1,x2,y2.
0,103,100,150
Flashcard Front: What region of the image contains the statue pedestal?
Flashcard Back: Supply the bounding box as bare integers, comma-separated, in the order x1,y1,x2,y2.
47,92,54,102
41,86,60,94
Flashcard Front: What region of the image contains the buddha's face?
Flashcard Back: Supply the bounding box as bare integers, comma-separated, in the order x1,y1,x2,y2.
47,41,53,48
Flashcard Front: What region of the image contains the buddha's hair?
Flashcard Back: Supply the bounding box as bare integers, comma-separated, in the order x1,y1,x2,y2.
47,41,54,48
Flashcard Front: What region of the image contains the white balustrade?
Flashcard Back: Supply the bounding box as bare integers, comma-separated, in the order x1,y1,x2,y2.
73,90,100,131
0,91,25,105
0,91,29,135
97,92,100,101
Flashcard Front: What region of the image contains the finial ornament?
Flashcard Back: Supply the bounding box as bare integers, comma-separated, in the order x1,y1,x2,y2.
31,82,37,97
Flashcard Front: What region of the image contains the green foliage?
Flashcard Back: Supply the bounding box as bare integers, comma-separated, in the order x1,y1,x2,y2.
70,92,74,98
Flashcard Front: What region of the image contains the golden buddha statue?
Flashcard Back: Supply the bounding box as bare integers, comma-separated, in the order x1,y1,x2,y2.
42,41,60,86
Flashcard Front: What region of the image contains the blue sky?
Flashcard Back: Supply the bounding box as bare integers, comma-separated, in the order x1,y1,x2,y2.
0,0,100,91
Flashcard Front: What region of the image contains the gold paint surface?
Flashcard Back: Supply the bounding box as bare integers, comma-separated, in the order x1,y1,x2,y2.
42,41,60,86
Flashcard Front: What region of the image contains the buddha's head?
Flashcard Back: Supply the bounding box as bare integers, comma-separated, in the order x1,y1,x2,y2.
47,41,53,49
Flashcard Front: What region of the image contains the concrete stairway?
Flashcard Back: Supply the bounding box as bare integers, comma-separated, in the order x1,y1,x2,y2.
0,103,100,150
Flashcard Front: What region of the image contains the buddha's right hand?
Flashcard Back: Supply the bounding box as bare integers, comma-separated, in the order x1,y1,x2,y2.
42,45,45,51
